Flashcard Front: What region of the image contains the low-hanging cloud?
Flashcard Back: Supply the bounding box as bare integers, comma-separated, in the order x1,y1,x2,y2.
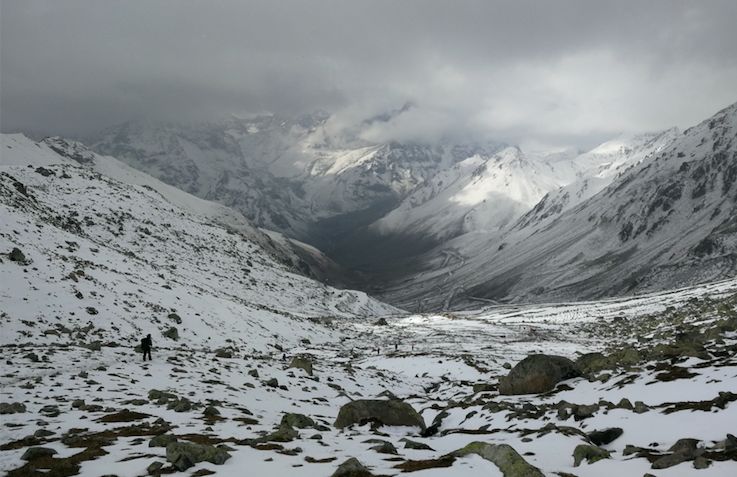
1,0,736,148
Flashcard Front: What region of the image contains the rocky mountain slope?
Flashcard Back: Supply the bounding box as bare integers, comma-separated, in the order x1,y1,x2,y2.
87,111,688,289
382,103,737,309
0,133,397,353
1,267,735,476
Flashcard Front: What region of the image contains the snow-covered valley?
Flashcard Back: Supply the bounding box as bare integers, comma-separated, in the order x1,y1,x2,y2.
83,102,737,309
1,133,737,476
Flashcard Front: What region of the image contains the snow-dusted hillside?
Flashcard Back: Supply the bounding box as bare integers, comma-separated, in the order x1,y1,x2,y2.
88,116,508,256
1,265,735,476
372,146,575,241
380,102,737,309
0,134,398,351
516,129,679,229
87,112,688,291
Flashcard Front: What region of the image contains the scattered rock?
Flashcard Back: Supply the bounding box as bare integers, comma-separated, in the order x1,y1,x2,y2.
367,440,398,455
472,383,495,393
288,356,314,376
400,438,434,451
452,441,544,477
573,444,611,466
167,313,182,324
214,348,233,359
334,399,426,431
331,457,374,477
499,354,582,395
374,318,388,326
165,441,231,471
163,327,179,340
39,405,60,418
0,402,27,414
281,413,315,429
149,434,178,448
693,456,711,469
587,427,623,446
8,247,26,263
21,446,57,461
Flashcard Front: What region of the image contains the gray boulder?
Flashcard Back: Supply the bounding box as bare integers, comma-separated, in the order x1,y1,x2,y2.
149,434,178,447
281,412,315,429
334,399,425,431
165,441,231,471
0,402,27,414
9,247,27,263
163,327,179,340
573,444,611,466
587,427,623,446
499,354,581,395
452,442,544,477
21,447,57,461
331,457,374,477
288,356,314,376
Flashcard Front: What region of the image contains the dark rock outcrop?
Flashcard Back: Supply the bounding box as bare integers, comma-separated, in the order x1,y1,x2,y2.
499,354,582,395
334,399,425,431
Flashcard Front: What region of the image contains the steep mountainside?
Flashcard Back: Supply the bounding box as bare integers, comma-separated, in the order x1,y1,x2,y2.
1,134,397,350
372,146,578,242
516,129,680,229
380,103,737,309
89,115,508,268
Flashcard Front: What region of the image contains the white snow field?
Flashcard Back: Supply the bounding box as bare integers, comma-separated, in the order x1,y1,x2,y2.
1,133,736,476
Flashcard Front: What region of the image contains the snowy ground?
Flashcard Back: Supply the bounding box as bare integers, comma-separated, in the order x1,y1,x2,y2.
2,278,736,476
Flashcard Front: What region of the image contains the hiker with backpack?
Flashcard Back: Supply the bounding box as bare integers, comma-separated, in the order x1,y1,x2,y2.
141,334,152,361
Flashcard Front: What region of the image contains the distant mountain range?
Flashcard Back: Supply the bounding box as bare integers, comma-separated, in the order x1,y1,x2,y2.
51,102,737,309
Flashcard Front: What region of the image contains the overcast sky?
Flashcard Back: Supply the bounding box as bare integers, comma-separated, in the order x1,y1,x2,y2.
2,0,736,148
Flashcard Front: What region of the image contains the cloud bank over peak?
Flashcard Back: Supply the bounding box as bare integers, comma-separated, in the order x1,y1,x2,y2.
2,0,736,148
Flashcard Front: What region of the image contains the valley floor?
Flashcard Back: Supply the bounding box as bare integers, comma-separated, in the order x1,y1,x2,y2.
1,279,737,477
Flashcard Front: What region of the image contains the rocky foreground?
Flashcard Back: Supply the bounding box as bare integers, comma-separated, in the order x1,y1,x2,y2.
1,282,736,477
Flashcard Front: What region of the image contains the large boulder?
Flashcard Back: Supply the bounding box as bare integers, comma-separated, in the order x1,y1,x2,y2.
499,354,581,395
8,247,27,263
452,442,544,477
588,427,624,446
166,441,231,471
288,356,314,376
0,402,27,414
163,327,179,340
331,457,374,477
573,444,611,466
21,447,57,461
334,399,425,431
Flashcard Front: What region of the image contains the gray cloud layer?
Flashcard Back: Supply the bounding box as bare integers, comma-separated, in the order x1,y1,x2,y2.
2,0,736,147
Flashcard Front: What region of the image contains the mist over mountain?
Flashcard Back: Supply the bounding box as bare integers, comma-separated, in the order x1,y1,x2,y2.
80,102,737,310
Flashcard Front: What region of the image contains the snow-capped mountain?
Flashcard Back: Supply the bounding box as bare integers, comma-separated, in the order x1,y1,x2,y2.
380,103,737,309
515,129,680,230
371,146,578,242
88,114,508,264
0,133,397,350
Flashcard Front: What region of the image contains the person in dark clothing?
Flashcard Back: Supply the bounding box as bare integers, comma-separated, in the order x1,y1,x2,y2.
141,334,152,361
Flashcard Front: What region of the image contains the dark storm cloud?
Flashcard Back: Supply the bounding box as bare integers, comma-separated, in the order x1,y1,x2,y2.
2,0,736,146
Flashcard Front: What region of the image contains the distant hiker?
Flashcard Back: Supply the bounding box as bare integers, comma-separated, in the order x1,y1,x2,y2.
141,334,152,361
